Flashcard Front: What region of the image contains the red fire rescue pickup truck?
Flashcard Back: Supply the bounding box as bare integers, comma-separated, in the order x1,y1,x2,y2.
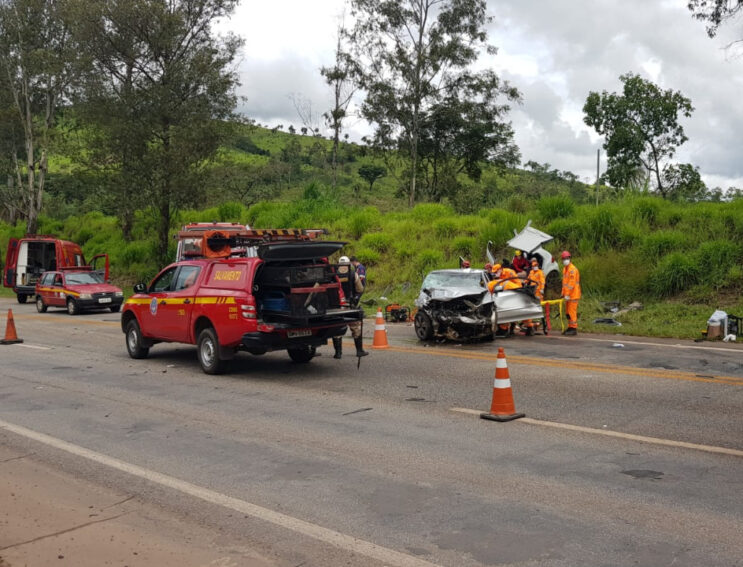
121,227,363,374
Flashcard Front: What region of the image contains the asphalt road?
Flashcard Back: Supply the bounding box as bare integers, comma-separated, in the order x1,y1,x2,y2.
1,297,742,567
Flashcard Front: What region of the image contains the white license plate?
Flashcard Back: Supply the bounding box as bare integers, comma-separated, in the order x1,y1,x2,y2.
288,329,312,338
98,297,112,304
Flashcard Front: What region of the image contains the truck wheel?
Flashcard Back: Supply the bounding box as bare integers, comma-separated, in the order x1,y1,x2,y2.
197,327,226,374
125,320,149,359
110,305,121,313
36,295,47,313
17,294,27,304
414,311,433,341
66,298,79,316
287,345,316,363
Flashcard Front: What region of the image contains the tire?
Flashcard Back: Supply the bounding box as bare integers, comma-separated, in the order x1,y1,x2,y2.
287,345,316,363
17,293,27,304
110,304,121,313
35,295,47,313
66,298,79,316
125,319,149,359
414,311,434,341
544,271,561,300
197,327,226,374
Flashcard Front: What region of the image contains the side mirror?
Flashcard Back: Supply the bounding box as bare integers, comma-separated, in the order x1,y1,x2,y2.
133,283,146,293
493,285,503,292
422,288,431,295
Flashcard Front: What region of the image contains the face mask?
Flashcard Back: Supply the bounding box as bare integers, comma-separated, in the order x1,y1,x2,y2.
531,266,538,271
563,259,570,266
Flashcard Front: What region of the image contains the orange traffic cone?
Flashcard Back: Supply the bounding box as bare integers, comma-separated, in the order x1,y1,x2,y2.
371,307,389,349
480,347,524,422
1,309,23,345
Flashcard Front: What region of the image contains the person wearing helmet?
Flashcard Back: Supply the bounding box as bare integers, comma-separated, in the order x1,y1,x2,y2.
512,249,529,275
487,263,522,337
521,257,546,336
561,251,581,335
333,255,368,358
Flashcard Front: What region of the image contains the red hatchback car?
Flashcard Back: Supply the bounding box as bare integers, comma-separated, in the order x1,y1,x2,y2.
35,269,124,315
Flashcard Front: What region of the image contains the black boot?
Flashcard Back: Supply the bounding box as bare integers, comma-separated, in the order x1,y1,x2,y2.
332,337,343,359
354,337,369,357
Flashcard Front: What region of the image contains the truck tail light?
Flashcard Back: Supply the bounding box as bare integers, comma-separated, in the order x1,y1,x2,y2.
240,297,257,319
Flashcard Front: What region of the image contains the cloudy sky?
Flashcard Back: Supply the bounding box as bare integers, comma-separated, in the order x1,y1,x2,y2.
221,0,743,190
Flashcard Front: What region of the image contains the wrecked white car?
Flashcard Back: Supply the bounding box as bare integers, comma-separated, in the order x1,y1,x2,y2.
413,269,544,341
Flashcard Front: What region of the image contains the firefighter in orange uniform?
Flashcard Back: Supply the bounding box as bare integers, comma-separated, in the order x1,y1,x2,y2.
487,264,521,337
521,257,546,336
561,250,581,335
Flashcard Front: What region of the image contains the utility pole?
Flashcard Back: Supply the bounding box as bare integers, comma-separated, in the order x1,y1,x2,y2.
595,149,600,206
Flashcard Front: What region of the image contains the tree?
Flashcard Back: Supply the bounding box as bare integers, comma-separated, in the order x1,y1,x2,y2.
0,0,85,233
321,17,358,191
73,0,242,262
357,164,386,191
661,163,707,201
417,73,520,201
347,0,519,207
583,73,694,198
688,1,742,38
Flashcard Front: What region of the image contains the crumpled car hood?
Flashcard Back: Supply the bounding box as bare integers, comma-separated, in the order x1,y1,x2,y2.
426,286,488,301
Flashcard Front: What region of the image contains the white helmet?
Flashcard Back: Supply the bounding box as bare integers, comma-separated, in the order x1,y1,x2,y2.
339,255,350,263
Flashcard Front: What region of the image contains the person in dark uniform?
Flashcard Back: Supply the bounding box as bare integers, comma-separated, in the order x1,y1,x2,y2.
333,256,368,359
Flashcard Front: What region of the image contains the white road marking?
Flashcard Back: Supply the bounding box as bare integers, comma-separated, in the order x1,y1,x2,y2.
0,418,441,567
449,408,743,457
14,343,52,350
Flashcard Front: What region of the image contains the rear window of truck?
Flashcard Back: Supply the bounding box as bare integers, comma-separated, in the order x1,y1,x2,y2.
203,264,250,290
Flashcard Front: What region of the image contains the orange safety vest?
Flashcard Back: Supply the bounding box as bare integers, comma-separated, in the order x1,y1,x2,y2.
561,262,581,299
488,268,522,292
527,268,545,300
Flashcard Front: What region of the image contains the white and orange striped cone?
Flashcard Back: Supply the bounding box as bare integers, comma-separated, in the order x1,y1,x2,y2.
1,309,23,345
480,347,524,422
371,307,389,349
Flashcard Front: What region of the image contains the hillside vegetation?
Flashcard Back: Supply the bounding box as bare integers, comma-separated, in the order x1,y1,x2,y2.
2,163,742,339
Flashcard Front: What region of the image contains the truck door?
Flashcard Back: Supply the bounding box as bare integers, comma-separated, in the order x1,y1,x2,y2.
3,239,19,288
140,266,199,342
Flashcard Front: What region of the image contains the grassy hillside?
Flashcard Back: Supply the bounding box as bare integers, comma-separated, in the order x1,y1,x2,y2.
2,189,741,340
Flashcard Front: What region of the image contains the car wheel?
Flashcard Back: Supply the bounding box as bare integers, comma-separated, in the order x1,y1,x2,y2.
414,311,433,341
544,271,561,300
125,319,149,359
17,293,27,304
110,304,121,313
287,345,316,363
197,327,226,374
66,298,79,315
35,295,47,313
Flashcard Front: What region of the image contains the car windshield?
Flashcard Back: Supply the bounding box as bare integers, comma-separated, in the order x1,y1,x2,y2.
65,272,103,285
423,271,483,289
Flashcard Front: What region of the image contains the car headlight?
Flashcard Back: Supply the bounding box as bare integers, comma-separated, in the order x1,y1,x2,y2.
79,293,92,299
115,291,124,297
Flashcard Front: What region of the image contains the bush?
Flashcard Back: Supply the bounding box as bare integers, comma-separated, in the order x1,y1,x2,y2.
217,201,244,221
433,218,457,238
411,203,453,222
353,247,380,266
359,232,393,252
639,230,690,258
537,195,575,222
416,249,445,277
630,197,662,226
648,253,700,297
581,206,622,250
452,236,477,259
694,240,742,284
347,208,381,239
